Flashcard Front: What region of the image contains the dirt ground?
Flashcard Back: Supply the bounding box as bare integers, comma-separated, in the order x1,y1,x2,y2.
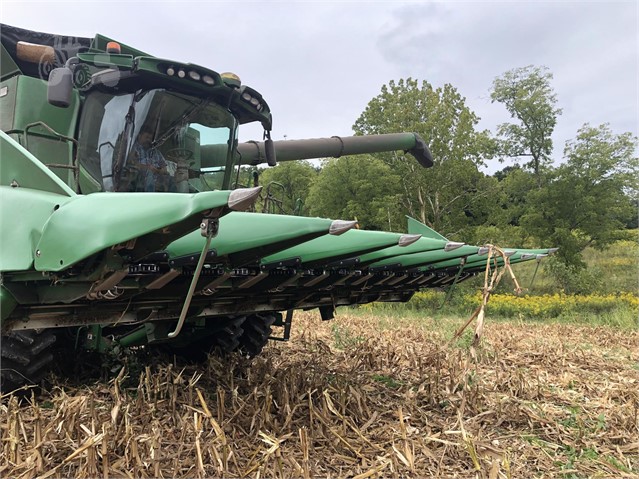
1,311,637,478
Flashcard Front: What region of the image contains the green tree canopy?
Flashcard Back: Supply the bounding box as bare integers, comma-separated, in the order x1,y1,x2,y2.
522,123,638,266
352,78,495,236
306,155,401,230
491,165,536,227
257,161,318,215
491,65,562,185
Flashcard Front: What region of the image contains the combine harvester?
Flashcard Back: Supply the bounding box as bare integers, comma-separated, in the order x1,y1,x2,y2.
0,25,554,392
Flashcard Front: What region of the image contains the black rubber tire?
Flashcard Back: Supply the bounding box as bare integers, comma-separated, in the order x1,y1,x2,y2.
213,315,246,354
1,329,57,394
158,315,247,363
237,313,276,358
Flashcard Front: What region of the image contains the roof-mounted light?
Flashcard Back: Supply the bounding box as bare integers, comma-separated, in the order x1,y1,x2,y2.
188,70,201,81
177,69,186,78
106,41,121,54
240,91,262,111
202,74,215,85
166,66,175,76
221,72,241,88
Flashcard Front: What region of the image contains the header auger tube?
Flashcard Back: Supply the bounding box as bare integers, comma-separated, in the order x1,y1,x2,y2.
237,133,434,167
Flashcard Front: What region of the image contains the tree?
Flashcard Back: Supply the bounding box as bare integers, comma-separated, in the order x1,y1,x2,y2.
522,123,638,267
257,161,318,215
353,78,495,236
491,165,536,227
306,155,401,230
491,65,562,186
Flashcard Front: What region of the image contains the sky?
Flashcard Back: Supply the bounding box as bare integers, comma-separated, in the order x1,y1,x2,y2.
2,1,637,169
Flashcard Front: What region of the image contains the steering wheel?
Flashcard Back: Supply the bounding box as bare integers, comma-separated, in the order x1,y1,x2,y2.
165,148,194,163
165,148,195,193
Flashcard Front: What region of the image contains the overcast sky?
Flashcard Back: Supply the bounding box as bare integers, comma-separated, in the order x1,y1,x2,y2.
2,1,637,168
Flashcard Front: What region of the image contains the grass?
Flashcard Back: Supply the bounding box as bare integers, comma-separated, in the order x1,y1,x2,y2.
330,322,365,350
498,234,638,295
354,235,638,336
357,289,638,331
1,310,636,478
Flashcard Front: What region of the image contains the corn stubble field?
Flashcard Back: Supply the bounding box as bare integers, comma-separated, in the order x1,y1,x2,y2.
1,311,637,478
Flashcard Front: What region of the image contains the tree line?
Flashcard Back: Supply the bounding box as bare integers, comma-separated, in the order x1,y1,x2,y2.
250,66,638,283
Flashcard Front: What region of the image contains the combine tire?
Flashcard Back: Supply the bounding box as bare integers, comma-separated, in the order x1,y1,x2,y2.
238,313,276,357
159,315,247,362
1,329,57,394
213,315,246,354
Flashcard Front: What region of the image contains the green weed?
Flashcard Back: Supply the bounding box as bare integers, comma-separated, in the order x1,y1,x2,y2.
603,455,633,474
331,323,364,350
371,374,403,389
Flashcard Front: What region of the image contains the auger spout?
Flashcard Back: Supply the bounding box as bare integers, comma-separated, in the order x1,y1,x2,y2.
236,133,434,167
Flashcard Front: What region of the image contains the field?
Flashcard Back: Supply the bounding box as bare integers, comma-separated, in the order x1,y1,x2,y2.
1,310,637,478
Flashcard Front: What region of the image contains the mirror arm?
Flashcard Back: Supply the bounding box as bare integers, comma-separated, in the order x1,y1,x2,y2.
264,130,277,167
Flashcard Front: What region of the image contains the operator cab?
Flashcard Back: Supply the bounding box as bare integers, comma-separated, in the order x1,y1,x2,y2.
0,24,275,193
78,88,237,193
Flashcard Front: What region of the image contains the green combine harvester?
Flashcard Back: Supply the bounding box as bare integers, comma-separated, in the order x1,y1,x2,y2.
0,25,555,393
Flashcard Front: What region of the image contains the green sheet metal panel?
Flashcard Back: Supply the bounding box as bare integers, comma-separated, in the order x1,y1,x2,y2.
0,44,20,80
0,186,73,272
369,245,480,270
166,212,335,266
419,257,467,272
0,75,80,188
406,216,448,241
11,75,80,138
419,248,553,272
261,229,404,267
21,135,75,185
0,77,17,132
456,249,553,273
0,130,75,196
358,236,449,265
34,190,232,271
